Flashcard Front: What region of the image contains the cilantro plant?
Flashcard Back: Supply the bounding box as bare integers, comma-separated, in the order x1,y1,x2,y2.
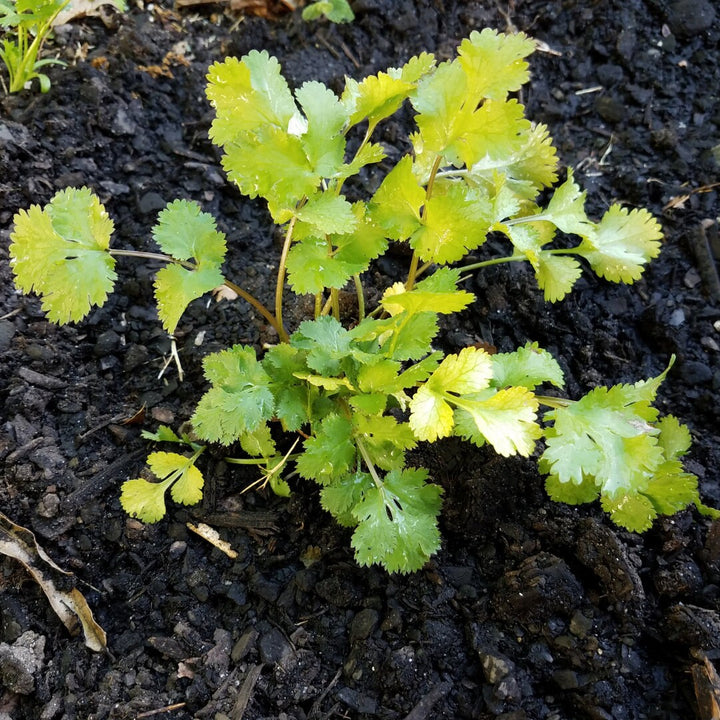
301,0,354,24
0,0,125,93
0,0,70,93
9,31,718,572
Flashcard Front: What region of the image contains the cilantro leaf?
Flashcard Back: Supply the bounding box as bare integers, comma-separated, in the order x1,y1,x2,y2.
467,122,559,199
295,191,357,236
149,200,228,331
351,468,442,573
206,52,299,145
296,414,355,484
221,125,319,220
503,223,583,302
302,0,354,23
409,180,492,263
342,71,413,128
491,342,565,390
192,345,275,444
453,386,541,456
120,451,204,523
10,187,117,324
353,414,416,471
368,155,424,241
537,170,595,238
296,81,348,177
287,203,387,295
457,28,535,101
321,471,374,527
263,344,314,431
577,205,662,283
409,347,494,442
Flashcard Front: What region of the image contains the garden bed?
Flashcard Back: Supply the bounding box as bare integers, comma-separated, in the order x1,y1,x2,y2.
1,1,720,718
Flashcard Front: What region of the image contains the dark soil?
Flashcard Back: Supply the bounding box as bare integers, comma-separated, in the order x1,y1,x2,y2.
1,1,720,718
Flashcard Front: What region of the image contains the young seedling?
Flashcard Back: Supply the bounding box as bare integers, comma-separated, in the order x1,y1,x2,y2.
0,0,70,93
10,30,718,572
0,0,125,93
302,0,354,23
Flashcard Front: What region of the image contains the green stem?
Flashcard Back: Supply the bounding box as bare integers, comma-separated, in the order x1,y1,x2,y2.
405,252,420,292
275,215,297,343
353,274,365,321
406,154,443,291
110,249,284,340
356,437,383,489
535,394,572,409
10,0,70,92
456,255,527,273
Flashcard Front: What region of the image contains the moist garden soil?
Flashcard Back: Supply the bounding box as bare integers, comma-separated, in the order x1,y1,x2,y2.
1,0,720,718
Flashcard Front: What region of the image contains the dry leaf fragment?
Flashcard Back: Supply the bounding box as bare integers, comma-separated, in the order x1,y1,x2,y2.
0,512,107,652
187,522,238,559
54,0,123,26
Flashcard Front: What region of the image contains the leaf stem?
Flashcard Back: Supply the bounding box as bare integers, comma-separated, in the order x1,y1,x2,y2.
535,394,573,409
109,249,284,339
456,255,527,273
353,274,365,321
274,215,297,343
356,437,383,489
406,155,443,291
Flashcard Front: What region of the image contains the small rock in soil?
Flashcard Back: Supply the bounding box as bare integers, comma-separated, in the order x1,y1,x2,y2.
0,631,45,694
667,0,716,36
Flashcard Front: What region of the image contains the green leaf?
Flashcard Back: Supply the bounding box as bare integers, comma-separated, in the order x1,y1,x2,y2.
321,471,374,527
368,156,424,240
641,460,701,517
342,71,414,128
409,180,492,263
152,200,226,263
239,424,276,458
491,341,565,390
141,425,184,444
290,316,374,375
155,263,225,333
206,52,299,145
541,170,595,238
221,125,319,218
10,187,117,324
120,477,172,524
263,344,314,431
295,191,357,236
545,473,599,506
457,28,535,101
192,345,275,444
656,414,691,459
535,252,583,302
600,492,656,533
120,451,204,523
301,0,354,23
380,266,475,316
467,122,559,199
353,414,416,471
503,223,583,302
288,202,388,295
374,313,441,361
351,468,442,573
409,346,494,442
296,414,355,484
296,81,348,177
453,386,541,456
541,383,663,495
577,205,663,283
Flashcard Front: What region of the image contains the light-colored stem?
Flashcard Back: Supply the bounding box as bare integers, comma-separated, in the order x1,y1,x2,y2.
274,216,297,343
